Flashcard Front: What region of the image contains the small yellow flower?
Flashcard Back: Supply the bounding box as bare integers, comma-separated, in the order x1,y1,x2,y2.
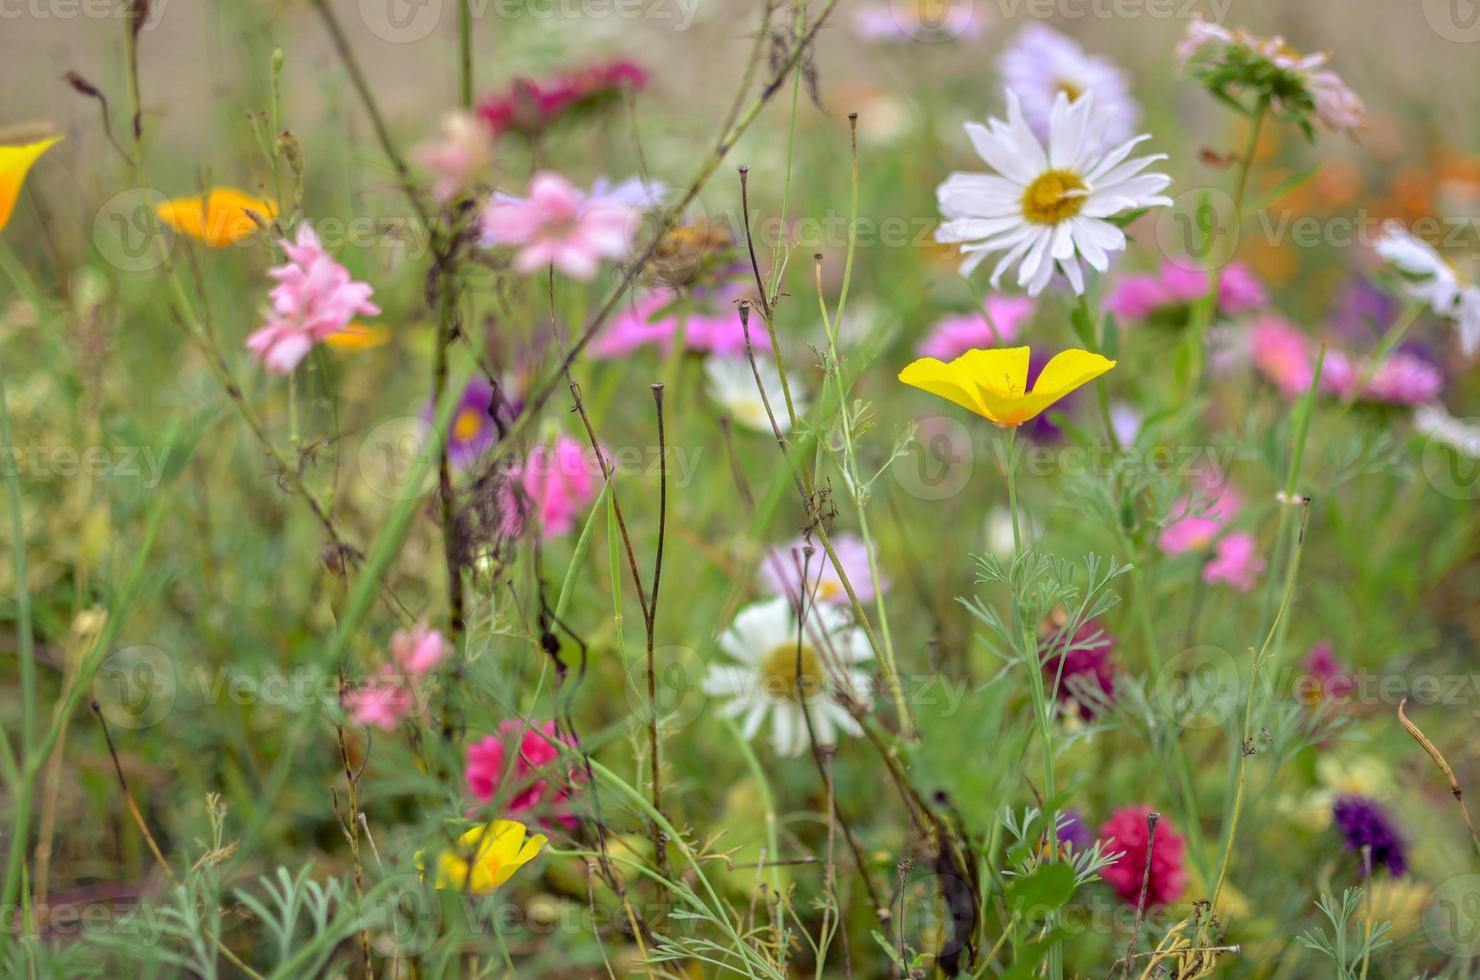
324,321,391,351
155,188,278,247
898,345,1115,428
0,136,62,236
424,820,547,895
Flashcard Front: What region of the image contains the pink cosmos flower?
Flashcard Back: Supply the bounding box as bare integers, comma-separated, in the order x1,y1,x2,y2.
343,670,413,731
246,225,380,374
591,284,764,359
758,533,886,607
1250,316,1322,397
479,172,660,280
465,720,578,827
916,296,1035,360
391,623,450,677
412,111,494,204
1107,261,1267,321
504,436,600,539
1099,806,1187,908
1203,531,1264,591
1158,477,1242,555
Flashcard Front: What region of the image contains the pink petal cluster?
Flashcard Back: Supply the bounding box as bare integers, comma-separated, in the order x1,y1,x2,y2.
391,623,451,675
916,296,1035,360
343,625,451,731
1203,532,1265,592
1251,317,1444,404
504,435,601,539
478,60,647,137
1098,806,1187,907
1106,261,1266,321
465,720,579,827
1158,476,1242,555
1159,475,1264,592
246,226,380,374
479,172,660,280
591,285,764,359
758,533,886,606
412,111,494,204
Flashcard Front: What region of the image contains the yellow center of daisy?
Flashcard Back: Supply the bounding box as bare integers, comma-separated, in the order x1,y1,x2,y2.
453,408,485,442
1021,169,1087,226
1055,79,1084,101
759,643,826,701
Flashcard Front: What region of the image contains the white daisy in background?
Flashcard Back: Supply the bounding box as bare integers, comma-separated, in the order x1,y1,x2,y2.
703,597,873,757
936,90,1172,296
1375,222,1480,355
704,355,809,434
1415,404,1480,459
998,23,1139,148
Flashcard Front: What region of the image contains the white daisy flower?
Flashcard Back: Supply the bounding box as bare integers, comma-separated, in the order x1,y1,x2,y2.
702,597,873,758
1375,222,1480,355
704,355,808,434
1415,404,1480,459
998,23,1140,148
936,90,1172,297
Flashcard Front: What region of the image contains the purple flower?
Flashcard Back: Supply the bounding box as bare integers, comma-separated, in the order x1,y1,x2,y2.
1057,809,1094,853
1332,796,1407,876
432,377,518,469
758,533,884,607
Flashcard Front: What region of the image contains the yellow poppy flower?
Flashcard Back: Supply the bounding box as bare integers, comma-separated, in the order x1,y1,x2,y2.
898,346,1115,428
425,820,547,895
324,321,391,351
155,188,278,247
0,136,62,236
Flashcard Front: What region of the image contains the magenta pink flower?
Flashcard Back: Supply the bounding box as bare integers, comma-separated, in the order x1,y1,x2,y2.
1099,807,1187,908
917,296,1035,360
391,623,450,677
478,60,647,138
343,670,413,731
1107,261,1266,321
479,172,659,280
503,436,600,539
1203,531,1265,591
1301,640,1355,706
758,533,885,607
465,720,578,827
246,225,380,374
591,285,764,359
1357,353,1444,405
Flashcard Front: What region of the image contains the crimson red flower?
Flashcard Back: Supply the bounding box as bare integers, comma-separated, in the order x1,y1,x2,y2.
1098,806,1187,907
478,60,647,137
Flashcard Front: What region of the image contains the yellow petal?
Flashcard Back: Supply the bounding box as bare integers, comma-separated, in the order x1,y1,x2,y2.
155,188,277,247
951,347,1031,399
899,357,989,418
324,321,390,351
1030,348,1116,400
0,136,62,236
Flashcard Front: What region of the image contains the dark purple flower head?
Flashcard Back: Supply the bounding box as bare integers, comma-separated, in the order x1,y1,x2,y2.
1332,796,1407,876
1057,809,1094,854
1040,618,1117,720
